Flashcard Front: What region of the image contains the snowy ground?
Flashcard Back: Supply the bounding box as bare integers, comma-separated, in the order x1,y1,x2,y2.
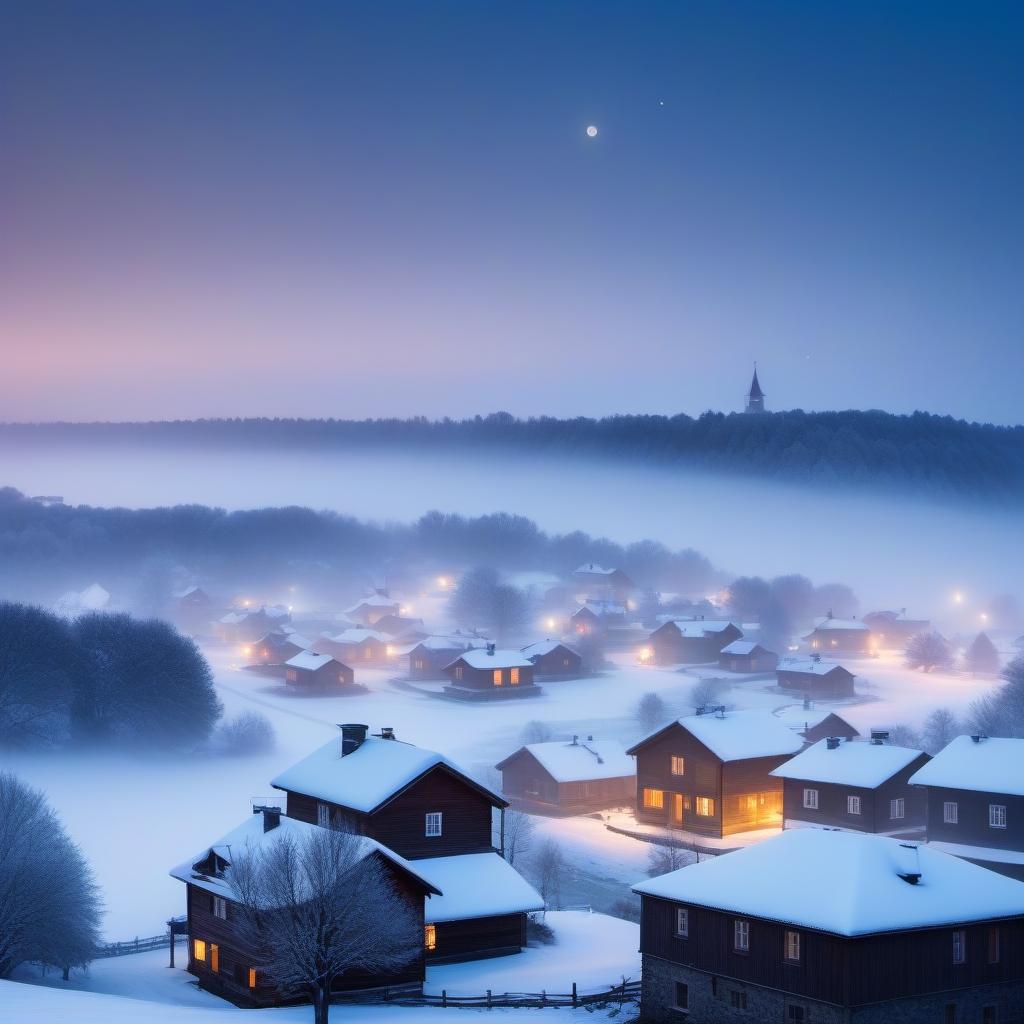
2,648,1000,942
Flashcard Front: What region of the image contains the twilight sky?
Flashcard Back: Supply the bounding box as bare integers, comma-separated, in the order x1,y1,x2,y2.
2,1,1022,423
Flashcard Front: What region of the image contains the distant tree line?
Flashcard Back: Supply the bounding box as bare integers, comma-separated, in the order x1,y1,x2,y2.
0,602,222,751
5,407,1023,500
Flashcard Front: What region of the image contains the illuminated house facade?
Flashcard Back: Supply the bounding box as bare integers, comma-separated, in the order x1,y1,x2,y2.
803,614,873,654
441,645,540,700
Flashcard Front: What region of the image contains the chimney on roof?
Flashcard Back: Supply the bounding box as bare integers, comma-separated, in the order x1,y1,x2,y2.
971,734,987,743
714,705,726,720
587,734,593,742
339,723,369,756
827,609,833,619
486,643,496,656
826,736,840,750
897,843,922,885
379,726,395,740
870,730,889,745
572,734,578,745
803,696,812,710
253,805,281,832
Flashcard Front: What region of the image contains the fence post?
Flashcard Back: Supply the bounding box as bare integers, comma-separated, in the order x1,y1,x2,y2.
541,989,546,1005
572,982,577,1007
487,989,491,1009
442,989,447,1009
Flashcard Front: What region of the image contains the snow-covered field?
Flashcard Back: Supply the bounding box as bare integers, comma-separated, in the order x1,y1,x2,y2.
2,646,1001,943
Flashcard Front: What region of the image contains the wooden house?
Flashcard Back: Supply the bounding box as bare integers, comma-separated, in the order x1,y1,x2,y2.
271,725,543,961
771,736,930,834
496,736,635,815
520,639,582,678
570,601,626,636
771,705,860,744
372,615,427,643
863,608,931,648
170,808,439,1007
216,606,291,644
776,657,856,699
405,633,486,680
283,651,355,690
718,640,778,673
320,628,393,666
627,710,803,839
246,631,307,668
648,618,743,665
441,645,540,701
571,563,635,605
910,735,1024,881
344,592,401,626
174,586,216,635
803,613,873,654
633,828,1024,1024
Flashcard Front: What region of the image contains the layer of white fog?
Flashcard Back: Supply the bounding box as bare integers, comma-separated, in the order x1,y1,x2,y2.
1,442,1019,614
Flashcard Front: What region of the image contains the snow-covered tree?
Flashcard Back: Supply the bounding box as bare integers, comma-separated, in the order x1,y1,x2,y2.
965,632,1001,675
211,711,276,756
647,834,695,877
0,773,102,979
904,631,954,673
528,839,566,911
448,567,527,643
520,719,553,744
636,692,670,734
231,828,421,1024
969,655,1024,738
502,808,536,867
920,708,961,754
690,677,726,712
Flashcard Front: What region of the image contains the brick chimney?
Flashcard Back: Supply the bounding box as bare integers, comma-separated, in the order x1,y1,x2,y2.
253,805,281,832
339,723,369,756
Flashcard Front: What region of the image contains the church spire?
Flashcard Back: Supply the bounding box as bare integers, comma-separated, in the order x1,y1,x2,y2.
745,364,765,413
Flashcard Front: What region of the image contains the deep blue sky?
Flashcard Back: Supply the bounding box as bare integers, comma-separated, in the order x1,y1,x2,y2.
2,1,1022,422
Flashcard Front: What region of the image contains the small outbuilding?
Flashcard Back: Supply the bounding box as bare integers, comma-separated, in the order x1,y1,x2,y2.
803,613,873,654
284,651,355,690
648,618,743,665
442,645,540,700
520,639,583,678
718,640,778,673
776,657,856,699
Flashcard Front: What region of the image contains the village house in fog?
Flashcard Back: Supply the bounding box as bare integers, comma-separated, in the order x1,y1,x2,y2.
570,600,626,636
344,591,401,626
771,735,930,835
283,650,355,691
803,613,873,654
628,709,803,838
633,828,1024,1024
863,608,931,648
520,638,582,678
718,639,778,673
772,704,860,744
571,563,635,605
776,655,857,699
320,627,393,665
648,618,743,665
496,736,635,815
404,633,485,680
910,735,1024,881
441,645,540,700
246,630,309,668
371,614,426,643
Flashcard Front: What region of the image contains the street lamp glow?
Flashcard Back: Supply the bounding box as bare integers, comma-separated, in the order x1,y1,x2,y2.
953,591,964,604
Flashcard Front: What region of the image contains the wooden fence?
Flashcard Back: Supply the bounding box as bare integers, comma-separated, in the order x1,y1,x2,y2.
336,979,641,1009
94,933,185,959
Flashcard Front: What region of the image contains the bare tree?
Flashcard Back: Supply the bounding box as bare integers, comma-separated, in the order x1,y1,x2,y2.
647,833,697,877
689,677,727,712
231,828,421,1024
887,723,921,749
503,808,536,867
520,719,553,744
528,839,566,912
905,631,954,673
920,708,961,754
636,692,670,734
0,773,102,979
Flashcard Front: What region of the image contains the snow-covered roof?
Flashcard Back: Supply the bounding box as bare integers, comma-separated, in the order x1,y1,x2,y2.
659,618,741,638
328,628,392,645
864,609,929,625
777,658,853,676
661,711,804,762
720,640,769,656
771,738,925,788
345,595,399,612
420,853,544,923
807,617,869,632
271,735,504,813
573,563,618,576
506,740,635,782
283,632,314,650
450,648,534,670
772,705,848,733
521,639,576,659
285,651,338,672
411,634,485,652
909,736,1024,797
220,611,246,624
264,605,290,620
633,828,1024,936
574,601,626,617
170,812,438,903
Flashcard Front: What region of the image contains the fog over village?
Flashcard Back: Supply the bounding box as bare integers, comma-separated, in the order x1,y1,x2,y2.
3,5,1024,1024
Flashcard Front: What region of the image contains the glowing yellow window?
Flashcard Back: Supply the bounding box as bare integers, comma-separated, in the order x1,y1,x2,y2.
193,939,207,962
248,967,257,989
364,646,373,659
425,924,437,951
493,669,503,686
696,797,715,817
210,943,219,973
510,668,520,686
643,788,665,810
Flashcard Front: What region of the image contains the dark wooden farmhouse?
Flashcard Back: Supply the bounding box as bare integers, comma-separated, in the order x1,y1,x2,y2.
627,709,803,839
803,613,873,654
718,640,778,673
174,585,216,635
170,808,439,1007
571,563,635,604
570,601,626,636
319,628,393,666
216,605,291,644
496,736,635,815
776,656,856,699
441,645,540,700
404,633,486,680
771,736,930,835
283,651,355,690
344,592,400,626
247,631,308,668
910,735,1024,881
271,725,543,961
648,618,743,665
863,608,931,649
372,615,427,643
772,705,860,744
633,827,1024,1024
520,639,583,678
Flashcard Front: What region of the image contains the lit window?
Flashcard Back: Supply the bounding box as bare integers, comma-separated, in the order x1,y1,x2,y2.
510,668,520,686
952,929,966,965
364,646,372,659
424,924,437,951
847,795,862,815
670,756,685,776
414,658,425,671
212,896,227,920
210,943,220,973
675,907,689,937
734,919,750,952
248,967,257,988
988,926,1000,964
989,804,1007,829
643,788,664,810
425,811,443,837
803,788,818,810
493,669,503,686
890,798,905,820
784,930,801,962
944,801,959,824
193,939,207,963
696,796,715,817
454,665,464,681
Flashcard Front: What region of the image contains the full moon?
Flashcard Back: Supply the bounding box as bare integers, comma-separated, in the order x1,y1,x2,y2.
585,125,598,138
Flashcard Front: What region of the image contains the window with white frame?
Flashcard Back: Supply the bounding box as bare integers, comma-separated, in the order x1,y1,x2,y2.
425,811,443,837
952,929,966,965
846,795,862,815
803,788,818,810
784,929,801,962
670,755,685,776
989,804,1007,829
890,797,905,820
675,907,689,937
733,919,750,952
944,801,959,824
212,896,227,920
317,802,331,828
